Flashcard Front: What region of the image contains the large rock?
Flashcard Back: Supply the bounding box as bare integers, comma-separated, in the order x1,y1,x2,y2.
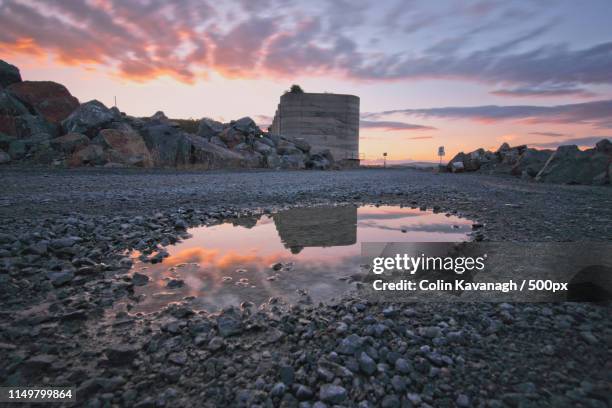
497,143,527,165
13,114,56,139
0,90,29,136
141,123,191,166
306,150,334,170
265,152,281,168
7,81,79,124
447,148,489,172
511,148,552,178
69,144,107,166
50,133,90,154
93,126,152,167
197,118,224,138
231,117,259,134
0,133,14,151
276,139,301,155
185,135,247,169
254,140,274,155
218,127,245,149
0,60,22,88
279,152,305,169
62,100,120,136
535,141,612,185
0,149,10,163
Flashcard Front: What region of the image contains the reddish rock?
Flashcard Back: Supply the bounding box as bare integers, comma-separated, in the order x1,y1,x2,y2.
0,114,16,136
94,128,152,167
7,81,79,124
218,127,245,149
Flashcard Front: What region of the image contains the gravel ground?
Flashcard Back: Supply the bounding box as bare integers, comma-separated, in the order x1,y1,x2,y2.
0,167,611,407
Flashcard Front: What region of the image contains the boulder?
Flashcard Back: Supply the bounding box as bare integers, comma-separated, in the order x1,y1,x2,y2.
276,139,301,155
511,148,552,178
447,149,485,172
265,152,281,168
232,117,259,134
0,149,9,164
7,81,79,124
210,135,227,147
0,90,30,136
595,138,612,154
0,60,22,88
279,153,305,169
62,100,121,136
50,133,90,154
197,118,224,138
238,149,264,167
497,144,527,165
218,127,245,149
450,161,465,172
186,135,249,169
535,141,612,185
13,114,56,139
141,123,191,166
306,150,334,170
0,89,29,116
254,140,274,154
259,136,276,147
93,127,152,167
149,111,168,123
69,144,107,166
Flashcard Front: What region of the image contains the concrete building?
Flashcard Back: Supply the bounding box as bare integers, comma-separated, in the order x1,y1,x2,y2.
270,92,360,167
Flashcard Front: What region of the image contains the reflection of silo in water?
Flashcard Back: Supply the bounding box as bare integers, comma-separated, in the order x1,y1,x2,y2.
273,206,357,253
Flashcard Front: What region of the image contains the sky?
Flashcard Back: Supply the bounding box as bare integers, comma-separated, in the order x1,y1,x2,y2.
1,0,611,163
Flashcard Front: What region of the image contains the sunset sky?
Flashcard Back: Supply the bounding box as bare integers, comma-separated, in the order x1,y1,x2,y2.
1,0,611,162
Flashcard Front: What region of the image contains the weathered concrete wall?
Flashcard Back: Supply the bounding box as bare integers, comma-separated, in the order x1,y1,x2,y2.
270,92,359,165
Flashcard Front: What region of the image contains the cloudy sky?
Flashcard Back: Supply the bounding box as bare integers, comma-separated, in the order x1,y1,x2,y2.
1,0,611,162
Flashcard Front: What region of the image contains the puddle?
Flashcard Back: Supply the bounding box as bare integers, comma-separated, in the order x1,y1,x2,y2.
128,205,474,312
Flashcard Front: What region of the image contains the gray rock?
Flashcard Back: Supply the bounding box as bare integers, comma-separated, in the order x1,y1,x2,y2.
295,385,314,400
104,345,140,365
338,334,364,355
394,358,411,374
232,116,259,134
216,307,243,337
62,100,120,136
47,269,74,286
536,141,612,185
319,384,347,404
358,352,376,375
0,60,22,88
197,118,224,138
50,132,89,154
280,153,305,170
277,139,301,155
271,382,287,397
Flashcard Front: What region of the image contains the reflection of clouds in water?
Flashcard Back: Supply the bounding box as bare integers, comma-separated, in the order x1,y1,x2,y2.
129,205,472,313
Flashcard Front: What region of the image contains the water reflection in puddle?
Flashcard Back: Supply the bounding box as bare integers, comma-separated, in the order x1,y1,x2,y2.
129,206,474,312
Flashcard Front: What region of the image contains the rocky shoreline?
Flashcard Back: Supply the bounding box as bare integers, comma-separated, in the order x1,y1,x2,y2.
1,168,611,407
1,59,336,171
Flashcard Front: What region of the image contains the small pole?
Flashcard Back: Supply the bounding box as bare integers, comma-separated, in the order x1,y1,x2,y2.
114,96,117,108
383,152,387,168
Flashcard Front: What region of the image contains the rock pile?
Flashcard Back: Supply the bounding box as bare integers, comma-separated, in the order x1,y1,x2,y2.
0,60,336,170
447,140,612,185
